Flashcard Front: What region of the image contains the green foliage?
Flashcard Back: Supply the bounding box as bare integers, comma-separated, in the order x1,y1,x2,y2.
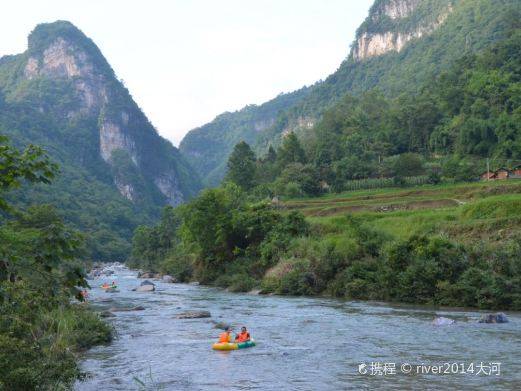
276,132,307,168
179,88,311,186
161,247,194,282
393,153,424,177
129,206,182,271
130,184,309,287
0,285,112,390
275,163,321,197
0,138,112,390
461,195,521,219
0,135,57,210
226,141,257,190
258,28,521,196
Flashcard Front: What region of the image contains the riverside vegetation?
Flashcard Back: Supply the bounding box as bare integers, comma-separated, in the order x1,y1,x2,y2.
131,29,521,311
0,136,112,390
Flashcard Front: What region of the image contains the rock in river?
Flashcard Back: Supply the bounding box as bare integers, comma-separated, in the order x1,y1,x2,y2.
132,280,155,292
432,316,455,326
212,321,231,330
110,306,145,312
134,284,155,292
175,310,211,319
162,275,176,283
479,313,509,323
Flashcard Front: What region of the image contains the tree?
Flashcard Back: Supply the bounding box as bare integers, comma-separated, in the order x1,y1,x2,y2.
393,153,424,177
0,136,58,282
0,135,57,210
277,132,307,169
0,136,111,390
226,141,257,190
265,145,277,163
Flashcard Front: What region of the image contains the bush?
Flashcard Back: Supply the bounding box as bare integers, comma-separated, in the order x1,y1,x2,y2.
261,258,315,295
455,267,495,308
461,196,521,220
0,285,113,390
393,153,424,176
284,181,303,198
227,274,257,292
161,251,194,282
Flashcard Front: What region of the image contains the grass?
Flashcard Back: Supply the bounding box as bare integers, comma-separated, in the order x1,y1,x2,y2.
283,180,521,244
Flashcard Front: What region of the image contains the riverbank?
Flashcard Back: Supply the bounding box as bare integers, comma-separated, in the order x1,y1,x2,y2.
77,266,521,390
130,181,521,311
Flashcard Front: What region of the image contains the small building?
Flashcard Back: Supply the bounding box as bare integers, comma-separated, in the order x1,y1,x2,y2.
479,167,517,181
495,168,511,180
480,171,496,180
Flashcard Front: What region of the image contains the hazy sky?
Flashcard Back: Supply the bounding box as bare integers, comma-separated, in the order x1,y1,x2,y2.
1,0,373,145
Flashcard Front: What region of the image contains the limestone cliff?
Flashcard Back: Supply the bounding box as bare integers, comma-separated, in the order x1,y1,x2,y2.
351,0,453,61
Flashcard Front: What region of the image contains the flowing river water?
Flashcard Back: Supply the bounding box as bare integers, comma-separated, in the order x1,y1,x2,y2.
76,266,521,390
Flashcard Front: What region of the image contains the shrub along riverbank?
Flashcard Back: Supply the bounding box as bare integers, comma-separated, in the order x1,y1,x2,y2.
130,181,521,311
0,136,112,390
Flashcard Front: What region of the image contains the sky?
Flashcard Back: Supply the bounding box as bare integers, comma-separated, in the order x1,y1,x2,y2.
0,0,373,146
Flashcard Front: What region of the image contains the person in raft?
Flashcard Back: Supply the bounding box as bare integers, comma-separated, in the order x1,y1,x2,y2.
218,327,233,343
235,326,251,342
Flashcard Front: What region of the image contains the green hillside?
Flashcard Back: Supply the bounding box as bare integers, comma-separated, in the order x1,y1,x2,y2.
180,0,521,185
179,87,311,187
0,21,202,260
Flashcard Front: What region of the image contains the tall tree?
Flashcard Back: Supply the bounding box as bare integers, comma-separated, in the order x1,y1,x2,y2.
226,141,257,190
277,132,307,169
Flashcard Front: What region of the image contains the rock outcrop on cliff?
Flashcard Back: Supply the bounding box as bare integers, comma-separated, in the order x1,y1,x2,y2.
351,0,453,61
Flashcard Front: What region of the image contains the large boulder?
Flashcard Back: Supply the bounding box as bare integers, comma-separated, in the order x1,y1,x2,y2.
162,275,176,283
140,280,155,286
134,284,155,292
137,271,154,279
479,312,509,324
175,310,211,319
432,316,455,326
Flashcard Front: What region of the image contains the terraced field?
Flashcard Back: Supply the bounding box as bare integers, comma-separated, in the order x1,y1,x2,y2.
283,181,521,215
281,180,521,243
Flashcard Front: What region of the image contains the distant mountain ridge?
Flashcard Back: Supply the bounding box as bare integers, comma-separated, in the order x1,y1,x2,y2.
180,0,520,186
179,87,311,186
0,21,202,260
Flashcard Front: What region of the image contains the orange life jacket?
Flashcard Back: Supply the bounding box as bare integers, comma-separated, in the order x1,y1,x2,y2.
235,331,250,342
219,332,231,343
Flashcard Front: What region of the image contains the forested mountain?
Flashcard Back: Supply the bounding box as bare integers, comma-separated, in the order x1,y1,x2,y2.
180,0,521,186
179,87,311,187
0,21,202,260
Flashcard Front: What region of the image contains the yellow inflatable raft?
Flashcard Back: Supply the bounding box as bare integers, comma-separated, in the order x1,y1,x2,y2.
212,339,255,351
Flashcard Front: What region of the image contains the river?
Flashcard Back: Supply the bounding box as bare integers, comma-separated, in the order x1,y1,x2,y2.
76,266,521,390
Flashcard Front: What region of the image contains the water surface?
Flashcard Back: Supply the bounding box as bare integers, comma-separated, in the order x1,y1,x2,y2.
77,267,521,390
